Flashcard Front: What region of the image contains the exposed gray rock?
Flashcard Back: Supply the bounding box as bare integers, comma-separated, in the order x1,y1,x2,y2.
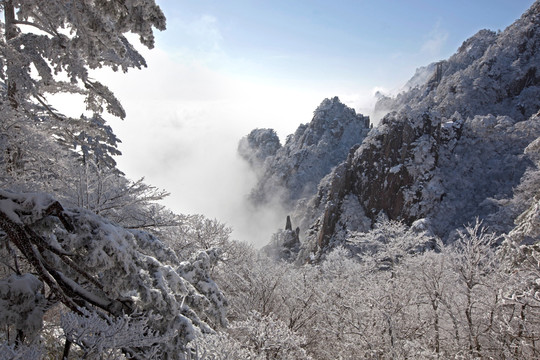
239,97,371,208
294,1,540,259
238,128,281,168
262,215,301,261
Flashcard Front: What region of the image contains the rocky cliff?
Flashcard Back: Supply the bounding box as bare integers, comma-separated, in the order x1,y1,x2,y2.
240,1,540,261
239,96,371,208
293,1,540,259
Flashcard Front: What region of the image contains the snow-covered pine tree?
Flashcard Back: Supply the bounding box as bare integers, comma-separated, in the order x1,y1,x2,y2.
0,2,231,359
0,190,228,358
0,0,165,171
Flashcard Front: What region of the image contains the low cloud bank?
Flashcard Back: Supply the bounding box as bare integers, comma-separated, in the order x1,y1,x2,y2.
95,48,383,247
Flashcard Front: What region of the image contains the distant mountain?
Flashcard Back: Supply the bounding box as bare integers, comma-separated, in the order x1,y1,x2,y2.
242,1,540,262
238,96,371,208
291,1,540,261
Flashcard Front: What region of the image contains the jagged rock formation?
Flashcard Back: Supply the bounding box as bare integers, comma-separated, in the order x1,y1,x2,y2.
290,1,540,259
300,112,540,254
262,215,301,261
238,128,281,168
376,5,540,122
239,97,371,208
404,63,438,91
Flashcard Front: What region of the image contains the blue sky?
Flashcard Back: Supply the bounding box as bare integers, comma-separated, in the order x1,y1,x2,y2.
153,0,534,91
105,0,536,245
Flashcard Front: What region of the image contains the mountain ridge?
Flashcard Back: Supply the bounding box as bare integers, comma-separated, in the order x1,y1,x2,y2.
242,0,540,261
238,96,371,208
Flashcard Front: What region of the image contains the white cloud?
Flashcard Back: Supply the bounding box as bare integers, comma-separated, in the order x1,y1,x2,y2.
166,14,226,65
91,45,330,246
53,3,395,247
420,22,449,58
50,24,386,246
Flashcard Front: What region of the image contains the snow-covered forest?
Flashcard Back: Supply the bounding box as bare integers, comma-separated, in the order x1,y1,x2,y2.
1,0,540,359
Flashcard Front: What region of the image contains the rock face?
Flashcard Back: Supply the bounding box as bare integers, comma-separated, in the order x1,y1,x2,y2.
376,3,540,122
238,128,281,168
262,215,301,261
239,97,371,208
242,1,540,261
299,111,540,256
290,1,540,259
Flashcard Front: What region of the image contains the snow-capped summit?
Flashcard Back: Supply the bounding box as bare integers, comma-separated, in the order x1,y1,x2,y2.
378,2,540,122
288,0,540,260
239,96,371,208
238,128,281,168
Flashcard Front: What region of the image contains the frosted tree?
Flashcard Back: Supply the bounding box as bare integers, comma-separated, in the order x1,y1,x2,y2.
216,252,286,320
449,221,503,358
401,247,463,357
226,311,312,360
0,273,46,346
189,332,264,360
61,163,178,231
60,308,173,359
0,191,228,358
0,0,175,239
497,134,540,358
0,0,165,173
0,4,234,356
170,215,233,260
346,218,436,273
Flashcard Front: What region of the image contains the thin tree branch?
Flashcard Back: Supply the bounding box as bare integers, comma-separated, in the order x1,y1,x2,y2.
13,20,56,37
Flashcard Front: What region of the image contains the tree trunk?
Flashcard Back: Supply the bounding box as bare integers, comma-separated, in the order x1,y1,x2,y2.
15,329,25,347
4,0,18,108
62,339,72,360
432,299,440,356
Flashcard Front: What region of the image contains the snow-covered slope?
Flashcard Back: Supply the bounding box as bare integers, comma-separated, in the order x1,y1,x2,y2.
289,1,540,259
239,96,371,208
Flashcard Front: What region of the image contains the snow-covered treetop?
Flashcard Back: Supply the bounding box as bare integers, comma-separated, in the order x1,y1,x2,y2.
0,0,166,168
376,0,540,123
2,0,165,107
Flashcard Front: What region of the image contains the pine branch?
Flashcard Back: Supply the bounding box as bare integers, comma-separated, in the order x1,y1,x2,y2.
13,20,56,37
0,197,132,317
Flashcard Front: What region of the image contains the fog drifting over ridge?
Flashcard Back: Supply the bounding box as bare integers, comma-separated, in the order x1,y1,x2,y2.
45,1,536,247
92,47,384,247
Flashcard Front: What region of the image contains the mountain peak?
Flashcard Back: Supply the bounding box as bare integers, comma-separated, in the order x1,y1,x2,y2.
288,1,540,260
240,98,371,207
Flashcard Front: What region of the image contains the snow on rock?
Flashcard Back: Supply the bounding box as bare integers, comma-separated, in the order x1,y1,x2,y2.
288,2,540,260
240,96,371,208
238,128,281,168
377,3,540,123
